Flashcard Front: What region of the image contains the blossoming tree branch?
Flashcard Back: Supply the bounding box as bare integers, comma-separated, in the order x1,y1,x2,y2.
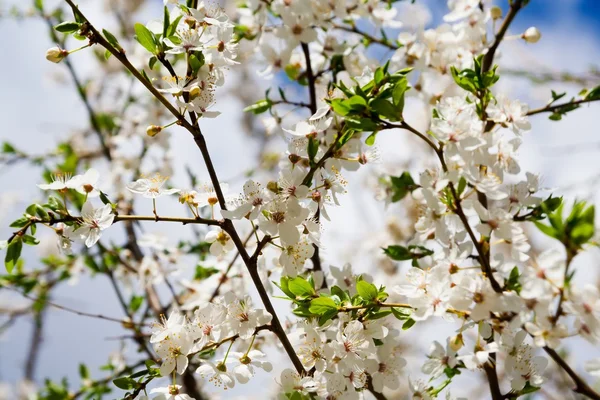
2,0,600,399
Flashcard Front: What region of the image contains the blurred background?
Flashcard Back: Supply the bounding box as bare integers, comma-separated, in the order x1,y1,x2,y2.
0,0,599,398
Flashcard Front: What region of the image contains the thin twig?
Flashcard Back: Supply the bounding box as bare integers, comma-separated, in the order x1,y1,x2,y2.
333,24,398,50
527,97,600,116
7,287,148,327
481,0,525,73
42,15,112,161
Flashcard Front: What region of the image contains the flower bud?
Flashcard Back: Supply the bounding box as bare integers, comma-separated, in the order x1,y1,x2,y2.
490,6,502,20
449,334,464,351
146,125,162,137
46,47,68,63
522,27,541,43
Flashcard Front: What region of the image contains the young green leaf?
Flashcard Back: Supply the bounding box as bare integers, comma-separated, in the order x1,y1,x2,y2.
5,239,23,273
356,280,378,301
54,21,81,34
309,297,338,315
134,23,158,54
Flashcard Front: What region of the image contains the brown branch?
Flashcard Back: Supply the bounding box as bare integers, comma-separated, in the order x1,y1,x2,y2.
300,42,326,284
552,248,576,325
527,97,600,116
381,120,502,292
381,121,440,153
366,377,387,400
208,229,255,302
7,214,221,244
544,347,600,400
484,357,503,400
24,301,46,380
301,43,317,115
481,0,525,73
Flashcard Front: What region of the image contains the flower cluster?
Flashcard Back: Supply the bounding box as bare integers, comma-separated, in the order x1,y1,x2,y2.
150,294,272,390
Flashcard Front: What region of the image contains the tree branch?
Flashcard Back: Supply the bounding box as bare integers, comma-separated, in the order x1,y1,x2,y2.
544,347,600,400
482,0,525,73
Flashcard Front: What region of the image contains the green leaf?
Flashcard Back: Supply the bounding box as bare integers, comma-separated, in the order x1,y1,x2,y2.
346,95,367,112
365,131,377,146
505,266,522,294
102,29,122,51
391,307,410,320
520,382,541,395
308,137,319,162
34,0,44,12
534,222,559,240
243,99,272,114
5,239,23,273
288,277,315,299
551,90,566,102
10,217,30,228
402,318,416,330
188,53,204,76
585,85,600,101
194,265,219,280
549,113,562,121
336,128,356,149
54,21,80,34
163,6,170,38
331,285,350,303
309,297,338,315
356,280,378,301
383,245,412,261
94,191,110,207
79,363,89,379
128,295,144,313
374,67,385,85
389,172,417,202
134,23,158,54
367,310,392,320
2,142,16,154
371,98,399,121
392,77,408,107
444,366,461,379
113,377,135,390
167,16,183,38
345,118,379,132
284,64,301,81
276,276,296,299
22,235,39,246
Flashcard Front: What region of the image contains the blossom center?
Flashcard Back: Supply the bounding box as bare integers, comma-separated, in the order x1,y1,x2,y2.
272,211,286,223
